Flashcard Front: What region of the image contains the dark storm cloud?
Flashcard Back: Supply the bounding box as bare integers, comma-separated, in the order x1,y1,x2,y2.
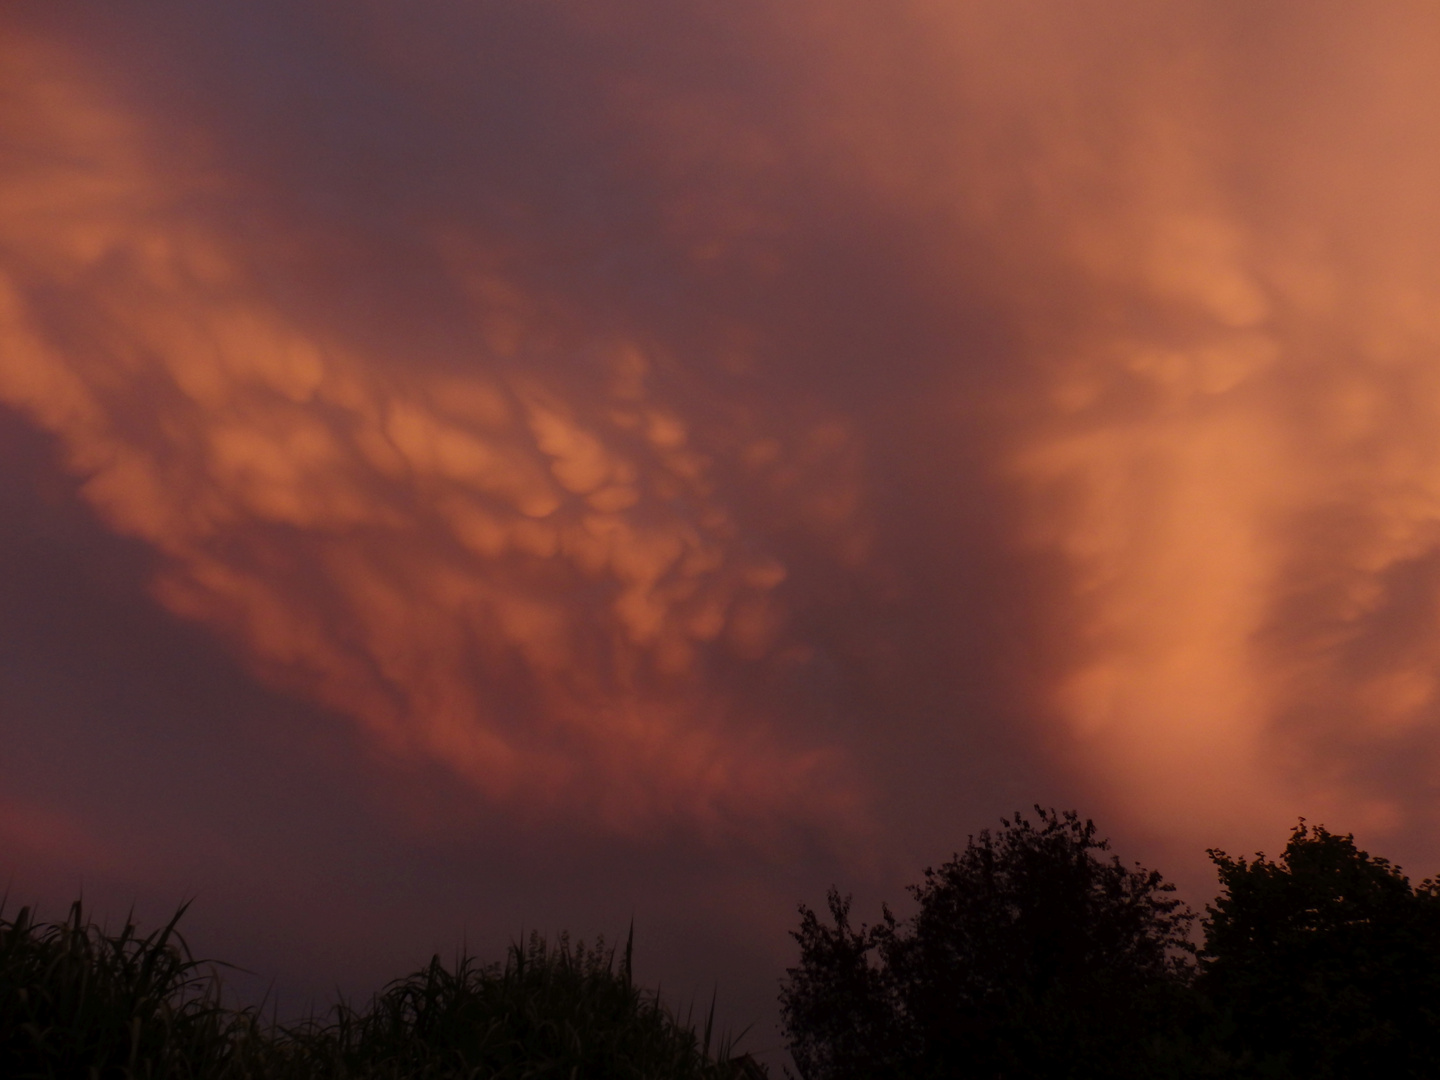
9,0,1440,1062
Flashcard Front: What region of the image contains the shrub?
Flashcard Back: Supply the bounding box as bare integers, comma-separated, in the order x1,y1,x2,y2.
0,899,267,1079
274,928,767,1080
780,808,1197,1079
0,901,764,1080
1202,821,1440,1078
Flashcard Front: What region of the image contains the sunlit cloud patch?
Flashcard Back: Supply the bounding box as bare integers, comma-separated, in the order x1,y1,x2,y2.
0,30,869,836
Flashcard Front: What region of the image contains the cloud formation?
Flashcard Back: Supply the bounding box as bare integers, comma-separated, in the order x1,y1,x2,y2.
6,0,1440,876
0,22,884,840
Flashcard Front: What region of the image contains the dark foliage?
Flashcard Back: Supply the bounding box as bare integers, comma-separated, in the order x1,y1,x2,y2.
778,891,903,1080
780,808,1198,1079
280,929,768,1079
1201,821,1440,1078
0,901,764,1079
0,899,267,1079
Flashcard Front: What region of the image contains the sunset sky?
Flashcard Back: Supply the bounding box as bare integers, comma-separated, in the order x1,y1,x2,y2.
6,1,1440,1061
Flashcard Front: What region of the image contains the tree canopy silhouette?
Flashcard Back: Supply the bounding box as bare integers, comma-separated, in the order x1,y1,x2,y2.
1202,821,1440,1078
780,808,1197,1080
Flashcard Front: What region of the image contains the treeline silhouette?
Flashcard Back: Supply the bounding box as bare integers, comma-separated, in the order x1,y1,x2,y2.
4,810,1438,1077
781,808,1440,1079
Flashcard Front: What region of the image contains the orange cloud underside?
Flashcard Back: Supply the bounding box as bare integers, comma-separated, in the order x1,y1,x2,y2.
0,29,866,837
6,5,1440,849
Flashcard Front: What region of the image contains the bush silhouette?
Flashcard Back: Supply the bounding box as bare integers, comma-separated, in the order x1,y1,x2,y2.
0,902,765,1079
278,929,766,1079
1201,821,1440,1078
780,808,1197,1079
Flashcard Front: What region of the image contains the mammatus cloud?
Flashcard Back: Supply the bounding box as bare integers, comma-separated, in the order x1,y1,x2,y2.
0,28,871,838
745,2,1440,843
7,3,1440,860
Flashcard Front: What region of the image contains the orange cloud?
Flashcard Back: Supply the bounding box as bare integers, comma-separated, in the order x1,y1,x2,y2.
615,0,1440,846
0,27,871,839
843,4,1440,843
9,2,1440,866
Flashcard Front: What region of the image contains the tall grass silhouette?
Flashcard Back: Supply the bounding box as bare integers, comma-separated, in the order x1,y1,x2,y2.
0,900,766,1078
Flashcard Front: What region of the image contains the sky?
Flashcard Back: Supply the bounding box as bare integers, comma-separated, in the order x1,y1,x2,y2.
6,0,1440,1063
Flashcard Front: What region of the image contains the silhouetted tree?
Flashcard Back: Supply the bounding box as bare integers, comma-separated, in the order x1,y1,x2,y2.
780,808,1199,1079
779,889,906,1080
1201,821,1440,1078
